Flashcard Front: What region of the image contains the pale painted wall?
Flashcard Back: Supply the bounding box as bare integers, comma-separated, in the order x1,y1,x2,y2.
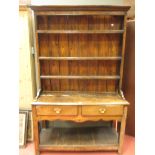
19,10,35,110
31,0,124,5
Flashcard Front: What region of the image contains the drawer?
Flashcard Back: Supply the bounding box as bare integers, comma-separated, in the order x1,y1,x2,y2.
82,105,123,116
36,105,78,116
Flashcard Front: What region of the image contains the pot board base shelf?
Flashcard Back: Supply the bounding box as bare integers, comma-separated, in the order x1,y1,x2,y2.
39,126,119,151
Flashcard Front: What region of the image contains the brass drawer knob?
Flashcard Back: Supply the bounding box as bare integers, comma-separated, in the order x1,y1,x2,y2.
54,108,62,114
99,108,106,114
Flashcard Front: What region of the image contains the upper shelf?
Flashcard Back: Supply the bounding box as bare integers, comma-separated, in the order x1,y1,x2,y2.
40,75,120,80
39,56,122,60
37,30,124,34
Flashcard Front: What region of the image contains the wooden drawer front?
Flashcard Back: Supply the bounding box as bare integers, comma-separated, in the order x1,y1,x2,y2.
36,106,78,116
82,105,123,116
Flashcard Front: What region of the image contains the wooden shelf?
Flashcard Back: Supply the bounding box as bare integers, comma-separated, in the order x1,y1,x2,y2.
33,91,129,105
40,75,120,80
39,56,122,60
36,11,126,16
39,126,119,151
37,30,124,34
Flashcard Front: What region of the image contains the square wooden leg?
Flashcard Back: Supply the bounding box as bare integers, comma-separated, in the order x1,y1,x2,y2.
33,120,40,155
32,106,40,155
118,106,128,154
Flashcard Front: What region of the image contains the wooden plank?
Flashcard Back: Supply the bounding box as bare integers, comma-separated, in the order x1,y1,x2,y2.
98,31,107,92
36,15,124,31
61,128,80,145
32,106,39,155
39,35,51,91
40,125,59,145
38,17,51,91
67,16,79,91
68,37,79,90
39,126,119,151
37,30,124,34
38,56,122,60
78,127,95,146
78,16,88,91
37,15,48,30
34,92,129,105
118,106,128,154
40,75,120,80
119,15,127,90
57,17,69,91
122,20,135,136
36,115,122,122
87,16,99,91
107,80,118,92
59,34,69,91
35,11,126,16
48,15,60,89
67,16,79,30
48,33,60,91
29,5,130,12
106,61,119,92
86,33,98,91
48,16,59,30
40,144,118,151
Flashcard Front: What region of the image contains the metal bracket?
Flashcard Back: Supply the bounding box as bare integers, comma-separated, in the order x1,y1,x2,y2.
31,47,35,55
119,90,125,100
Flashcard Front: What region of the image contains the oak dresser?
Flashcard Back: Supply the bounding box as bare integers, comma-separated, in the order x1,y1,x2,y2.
29,3,130,155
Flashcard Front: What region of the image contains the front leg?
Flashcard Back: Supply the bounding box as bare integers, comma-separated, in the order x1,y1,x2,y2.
32,106,40,155
118,106,128,155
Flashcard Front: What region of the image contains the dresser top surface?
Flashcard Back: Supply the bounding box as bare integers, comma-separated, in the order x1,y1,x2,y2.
32,92,129,105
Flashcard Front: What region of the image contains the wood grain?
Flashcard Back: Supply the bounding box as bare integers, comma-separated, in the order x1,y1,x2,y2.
32,106,39,155
37,30,124,33
39,126,119,151
82,105,123,116
36,105,78,116
118,106,128,154
38,56,122,60
119,15,127,90
68,19,79,90
34,92,129,105
122,20,135,136
36,15,123,92
31,5,130,155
